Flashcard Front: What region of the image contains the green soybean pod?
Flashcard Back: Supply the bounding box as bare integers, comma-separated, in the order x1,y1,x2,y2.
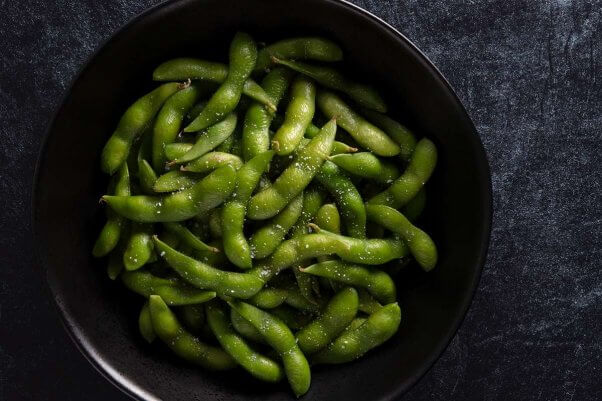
274,58,387,113
152,82,203,171
170,113,238,165
329,152,400,184
148,295,236,370
317,91,400,156
250,192,304,259
312,303,401,364
222,151,275,269
357,289,384,314
314,203,341,234
228,301,311,397
206,302,284,382
137,159,158,194
185,100,208,125
313,203,341,291
121,270,217,306
192,240,231,268
288,188,326,302
163,222,219,253
164,143,193,160
153,236,265,298
106,247,125,280
181,151,243,173
296,287,358,354
250,231,408,285
402,187,427,222
123,223,154,271
185,33,257,132
302,260,396,304
248,287,288,309
101,83,182,174
153,58,276,111
242,68,294,161
102,165,237,222
230,308,266,344
309,226,408,265
93,163,131,257
153,170,200,192
248,119,336,220
271,76,316,156
344,316,368,333
359,107,417,161
365,204,437,271
139,301,156,343
315,161,366,238
255,37,343,72
368,138,437,208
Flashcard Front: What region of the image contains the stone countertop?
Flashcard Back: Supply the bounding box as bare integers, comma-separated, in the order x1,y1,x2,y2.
1,0,600,400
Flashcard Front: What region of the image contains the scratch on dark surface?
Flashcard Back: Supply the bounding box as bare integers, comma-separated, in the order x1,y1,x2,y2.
1,0,601,400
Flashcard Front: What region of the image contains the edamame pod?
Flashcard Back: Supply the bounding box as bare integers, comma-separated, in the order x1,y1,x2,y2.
288,187,325,302
365,204,437,271
360,107,416,161
312,303,401,364
185,33,257,132
163,222,219,253
222,151,275,269
181,151,243,173
230,308,266,344
242,68,294,161
271,76,316,156
302,260,396,303
171,113,238,165
153,170,200,192
138,301,156,343
317,91,400,156
402,187,427,222
148,295,236,370
123,223,154,270
152,82,203,171
274,58,387,113
252,231,408,283
164,143,193,160
255,37,343,72
250,192,304,259
153,58,276,111
101,83,182,174
228,301,311,397
248,119,336,219
93,163,131,257
206,302,284,382
103,165,237,222
247,287,288,309
315,161,366,238
296,287,358,354
153,237,265,298
121,270,216,306
329,152,400,183
314,203,341,234
368,138,437,208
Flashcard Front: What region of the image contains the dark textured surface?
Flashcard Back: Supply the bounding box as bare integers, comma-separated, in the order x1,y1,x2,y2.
0,0,600,400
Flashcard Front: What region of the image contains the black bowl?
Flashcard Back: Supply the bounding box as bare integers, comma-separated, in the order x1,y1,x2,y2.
33,0,492,400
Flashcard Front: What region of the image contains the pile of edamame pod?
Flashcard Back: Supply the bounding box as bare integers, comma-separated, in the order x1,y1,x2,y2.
94,32,438,397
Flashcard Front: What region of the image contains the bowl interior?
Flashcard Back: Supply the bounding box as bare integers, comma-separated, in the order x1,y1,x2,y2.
34,0,491,400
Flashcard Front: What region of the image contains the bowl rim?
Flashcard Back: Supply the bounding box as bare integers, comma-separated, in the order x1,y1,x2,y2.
32,0,493,400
